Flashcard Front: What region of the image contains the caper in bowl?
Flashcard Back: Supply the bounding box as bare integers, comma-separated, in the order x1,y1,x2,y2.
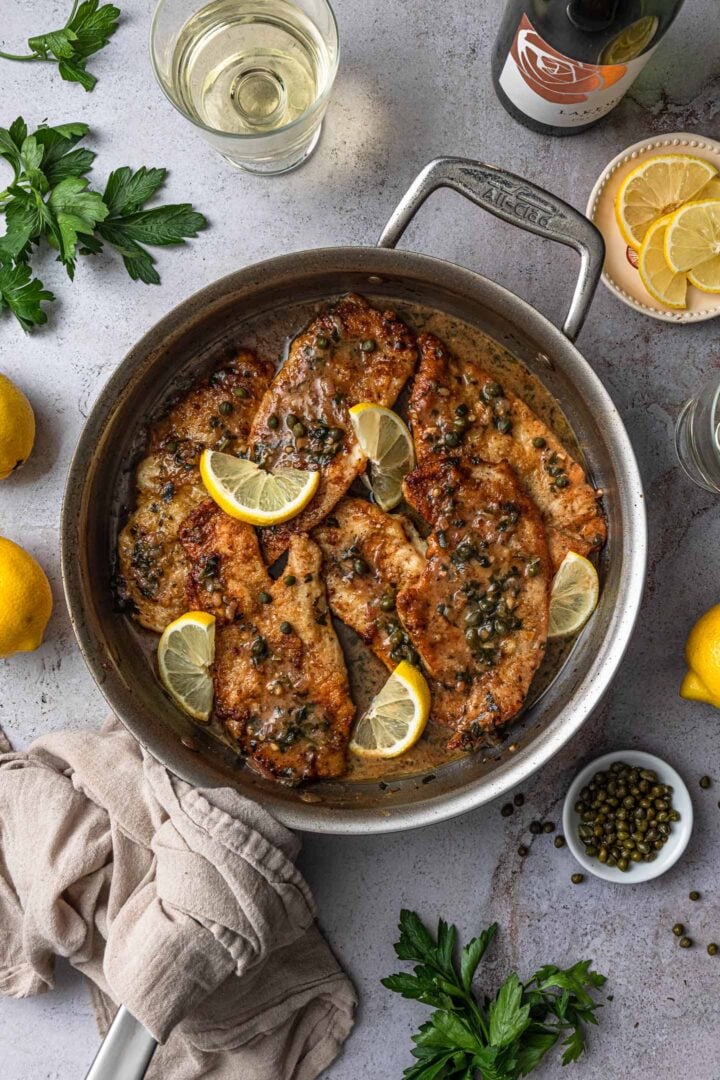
562,750,693,883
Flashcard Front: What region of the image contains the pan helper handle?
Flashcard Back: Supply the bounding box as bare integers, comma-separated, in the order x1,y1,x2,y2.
378,157,604,343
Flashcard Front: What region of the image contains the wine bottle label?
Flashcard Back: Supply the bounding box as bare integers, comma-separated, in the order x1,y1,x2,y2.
498,13,657,127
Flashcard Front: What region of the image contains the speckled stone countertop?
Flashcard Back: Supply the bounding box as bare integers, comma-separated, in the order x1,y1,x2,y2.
2,2,720,1077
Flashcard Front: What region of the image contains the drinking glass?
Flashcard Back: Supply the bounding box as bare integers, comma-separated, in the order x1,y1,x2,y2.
675,377,720,493
150,0,339,175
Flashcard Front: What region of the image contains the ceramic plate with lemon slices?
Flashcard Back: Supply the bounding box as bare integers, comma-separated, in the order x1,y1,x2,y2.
587,132,720,323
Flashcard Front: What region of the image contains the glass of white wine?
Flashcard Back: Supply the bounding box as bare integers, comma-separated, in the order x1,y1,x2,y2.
675,377,720,494
151,0,339,174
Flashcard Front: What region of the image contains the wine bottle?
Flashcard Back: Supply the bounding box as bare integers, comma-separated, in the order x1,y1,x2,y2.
491,0,685,135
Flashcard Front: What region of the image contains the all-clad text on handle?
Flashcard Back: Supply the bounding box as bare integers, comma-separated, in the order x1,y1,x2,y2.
378,157,605,342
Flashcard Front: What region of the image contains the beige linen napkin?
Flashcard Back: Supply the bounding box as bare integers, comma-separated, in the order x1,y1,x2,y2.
0,719,355,1079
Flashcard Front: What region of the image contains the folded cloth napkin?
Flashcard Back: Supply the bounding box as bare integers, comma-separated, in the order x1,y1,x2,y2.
0,719,356,1079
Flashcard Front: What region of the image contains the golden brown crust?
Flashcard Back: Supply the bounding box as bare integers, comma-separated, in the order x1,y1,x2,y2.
138,349,275,496
179,502,355,783
117,317,602,775
408,333,606,571
250,295,418,564
116,485,204,633
313,497,425,669
116,350,273,631
397,459,550,747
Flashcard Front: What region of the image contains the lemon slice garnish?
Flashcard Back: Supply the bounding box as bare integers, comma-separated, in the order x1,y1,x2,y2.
200,449,320,526
688,259,720,294
683,189,720,292
615,155,718,249
697,177,720,202
664,199,720,276
158,610,216,721
350,660,430,758
548,552,600,640
637,215,687,309
349,403,415,511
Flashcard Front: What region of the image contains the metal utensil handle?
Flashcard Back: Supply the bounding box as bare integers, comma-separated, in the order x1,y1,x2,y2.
377,157,604,342
85,1005,158,1080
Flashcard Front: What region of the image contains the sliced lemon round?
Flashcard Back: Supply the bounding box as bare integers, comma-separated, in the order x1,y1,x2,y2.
688,256,720,294
158,611,216,721
637,215,687,309
200,450,320,526
349,403,415,511
600,15,658,64
664,199,720,274
697,176,720,202
615,155,718,249
548,552,600,639
350,660,430,758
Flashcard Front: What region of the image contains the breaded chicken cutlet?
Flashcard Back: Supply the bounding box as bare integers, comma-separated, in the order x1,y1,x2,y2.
398,459,551,748
180,501,355,783
250,294,418,564
408,333,606,571
117,349,274,631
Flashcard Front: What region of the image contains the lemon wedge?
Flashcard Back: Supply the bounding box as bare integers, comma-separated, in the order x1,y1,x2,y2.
615,155,718,249
350,660,430,758
200,449,319,526
158,611,216,721
548,552,600,639
349,403,415,511
664,200,720,278
637,215,687,309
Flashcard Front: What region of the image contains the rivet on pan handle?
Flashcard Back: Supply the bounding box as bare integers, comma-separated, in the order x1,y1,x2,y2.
377,157,605,343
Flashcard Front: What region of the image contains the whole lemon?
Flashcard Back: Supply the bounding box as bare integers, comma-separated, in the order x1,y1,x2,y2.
0,373,35,479
0,537,53,657
680,603,720,708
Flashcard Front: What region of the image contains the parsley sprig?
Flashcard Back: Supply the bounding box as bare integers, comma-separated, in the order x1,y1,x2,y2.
0,117,207,332
382,911,606,1079
0,1,120,92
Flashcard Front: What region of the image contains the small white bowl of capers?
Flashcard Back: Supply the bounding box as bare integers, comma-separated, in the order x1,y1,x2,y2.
562,750,693,884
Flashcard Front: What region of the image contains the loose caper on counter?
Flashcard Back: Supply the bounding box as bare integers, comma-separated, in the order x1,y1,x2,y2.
574,761,680,872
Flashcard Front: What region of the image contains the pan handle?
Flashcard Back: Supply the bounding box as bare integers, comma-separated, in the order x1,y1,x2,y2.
377,157,604,343
84,1005,158,1080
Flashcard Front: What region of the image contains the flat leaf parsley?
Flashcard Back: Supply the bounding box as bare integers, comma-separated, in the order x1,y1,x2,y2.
382,910,606,1079
0,1,120,92
0,118,207,332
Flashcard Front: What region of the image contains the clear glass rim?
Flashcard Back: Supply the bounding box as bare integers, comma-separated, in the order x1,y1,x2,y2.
711,380,720,422
149,0,340,142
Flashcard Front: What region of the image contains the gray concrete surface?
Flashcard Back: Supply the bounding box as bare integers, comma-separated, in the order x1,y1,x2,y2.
1,1,720,1077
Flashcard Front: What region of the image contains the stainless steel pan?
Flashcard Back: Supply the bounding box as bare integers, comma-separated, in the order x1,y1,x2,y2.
62,158,646,836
